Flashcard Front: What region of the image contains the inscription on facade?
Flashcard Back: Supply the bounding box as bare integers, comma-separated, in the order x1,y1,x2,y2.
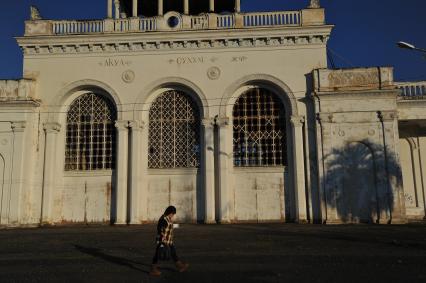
99,58,132,67
168,57,205,65
168,56,248,65
231,56,248,63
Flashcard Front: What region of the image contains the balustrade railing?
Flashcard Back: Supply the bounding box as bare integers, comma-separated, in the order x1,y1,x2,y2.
53,20,104,35
49,11,303,36
396,82,426,99
140,18,157,31
217,14,235,28
243,11,301,27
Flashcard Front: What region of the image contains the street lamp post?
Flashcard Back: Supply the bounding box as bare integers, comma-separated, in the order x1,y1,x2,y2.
397,41,426,54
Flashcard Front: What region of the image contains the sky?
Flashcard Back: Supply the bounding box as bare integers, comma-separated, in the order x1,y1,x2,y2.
0,0,425,81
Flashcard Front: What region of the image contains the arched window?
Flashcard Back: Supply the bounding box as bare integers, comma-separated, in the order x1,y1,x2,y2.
65,92,116,171
233,87,287,167
148,90,200,169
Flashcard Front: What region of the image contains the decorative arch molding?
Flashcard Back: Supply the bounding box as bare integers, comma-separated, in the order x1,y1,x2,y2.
51,79,122,122
220,74,299,118
134,77,209,120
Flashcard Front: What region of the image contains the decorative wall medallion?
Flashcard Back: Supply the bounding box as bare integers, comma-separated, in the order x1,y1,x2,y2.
207,66,221,80
338,130,345,137
122,70,135,83
368,129,376,136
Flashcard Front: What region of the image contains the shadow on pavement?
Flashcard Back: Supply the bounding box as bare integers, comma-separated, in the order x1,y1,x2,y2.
73,244,150,274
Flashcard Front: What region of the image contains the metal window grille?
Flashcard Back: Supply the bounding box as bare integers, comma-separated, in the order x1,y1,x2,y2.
233,87,287,167
65,92,116,171
148,90,200,169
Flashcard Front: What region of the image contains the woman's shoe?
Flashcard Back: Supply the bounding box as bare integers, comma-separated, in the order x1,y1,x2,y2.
149,264,161,276
175,261,189,272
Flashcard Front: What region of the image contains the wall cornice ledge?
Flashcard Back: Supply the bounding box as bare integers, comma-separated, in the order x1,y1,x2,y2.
397,99,426,107
314,89,400,100
16,25,333,56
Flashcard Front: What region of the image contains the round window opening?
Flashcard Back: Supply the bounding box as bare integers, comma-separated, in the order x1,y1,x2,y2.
167,16,180,28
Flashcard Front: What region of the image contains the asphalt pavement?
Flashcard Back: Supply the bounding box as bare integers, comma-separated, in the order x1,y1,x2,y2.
0,223,425,283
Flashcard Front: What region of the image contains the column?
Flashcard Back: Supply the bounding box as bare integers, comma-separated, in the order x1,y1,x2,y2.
209,0,214,12
158,0,163,16
203,118,216,223
218,117,232,223
184,0,189,14
132,0,138,17
115,120,129,224
9,122,27,224
114,0,120,19
41,122,61,224
290,115,308,223
129,121,144,224
108,0,113,18
235,0,241,13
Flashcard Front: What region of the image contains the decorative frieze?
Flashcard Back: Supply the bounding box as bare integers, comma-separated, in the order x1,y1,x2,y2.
313,67,395,93
0,79,35,100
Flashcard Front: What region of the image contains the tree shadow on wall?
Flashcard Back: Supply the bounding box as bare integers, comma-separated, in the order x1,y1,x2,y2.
321,140,403,224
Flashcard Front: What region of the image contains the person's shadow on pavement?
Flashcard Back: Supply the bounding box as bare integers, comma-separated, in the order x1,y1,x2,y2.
73,244,153,274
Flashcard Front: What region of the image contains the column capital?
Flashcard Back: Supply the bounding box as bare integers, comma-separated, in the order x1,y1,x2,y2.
377,110,398,122
115,120,129,130
316,112,334,124
202,118,215,128
129,120,145,131
290,115,305,127
43,122,61,133
11,121,27,132
217,117,230,127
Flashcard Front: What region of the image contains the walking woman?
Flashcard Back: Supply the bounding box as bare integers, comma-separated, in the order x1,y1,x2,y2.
150,206,189,276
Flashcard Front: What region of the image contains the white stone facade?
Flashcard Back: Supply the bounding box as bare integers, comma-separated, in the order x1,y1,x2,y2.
0,1,425,227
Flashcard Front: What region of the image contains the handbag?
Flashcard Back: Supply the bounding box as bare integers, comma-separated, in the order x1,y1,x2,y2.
158,243,171,261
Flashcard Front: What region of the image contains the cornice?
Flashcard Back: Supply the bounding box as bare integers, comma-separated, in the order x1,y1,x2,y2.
16,25,333,56
313,89,400,100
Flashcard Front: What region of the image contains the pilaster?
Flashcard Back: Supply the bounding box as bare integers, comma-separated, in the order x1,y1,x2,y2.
41,122,61,224
218,117,232,223
8,122,27,225
290,115,308,223
378,111,407,224
129,120,145,224
115,120,129,224
202,118,216,223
